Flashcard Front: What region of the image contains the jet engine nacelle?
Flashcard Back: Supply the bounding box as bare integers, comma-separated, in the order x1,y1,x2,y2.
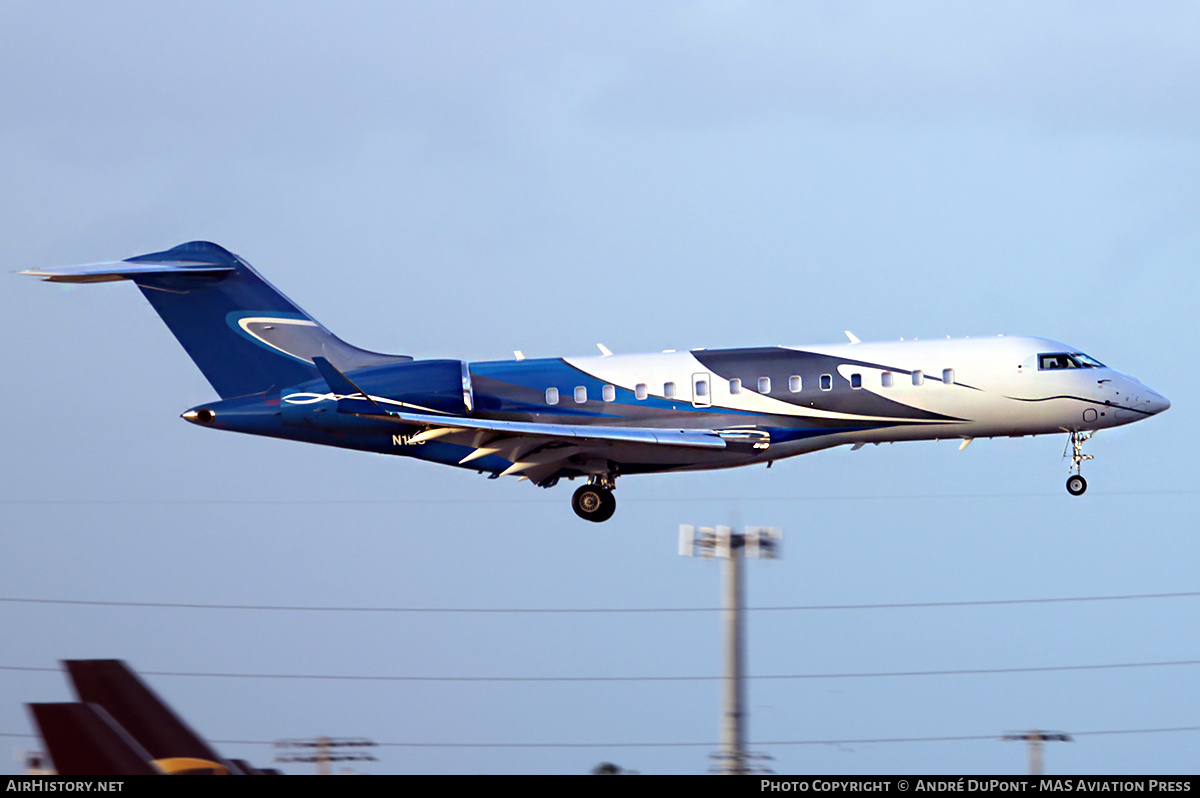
281,359,473,432
349,358,474,416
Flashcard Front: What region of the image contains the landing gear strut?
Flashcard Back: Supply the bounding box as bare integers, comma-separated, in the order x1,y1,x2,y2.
571,476,616,523
1064,430,1094,496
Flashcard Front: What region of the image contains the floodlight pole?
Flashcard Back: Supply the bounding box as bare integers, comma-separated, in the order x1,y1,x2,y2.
722,531,746,771
680,524,780,775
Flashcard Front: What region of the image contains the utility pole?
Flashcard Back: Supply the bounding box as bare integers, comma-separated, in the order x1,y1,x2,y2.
680,524,780,775
274,737,377,775
1001,730,1071,775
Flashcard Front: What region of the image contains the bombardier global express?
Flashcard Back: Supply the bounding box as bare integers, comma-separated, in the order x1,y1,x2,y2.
22,242,1170,522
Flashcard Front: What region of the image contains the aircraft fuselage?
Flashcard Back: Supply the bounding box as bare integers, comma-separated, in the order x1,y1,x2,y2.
198,334,1168,482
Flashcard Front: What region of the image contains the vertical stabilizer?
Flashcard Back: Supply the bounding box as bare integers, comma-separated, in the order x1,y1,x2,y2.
64,659,237,772
22,241,412,398
27,703,160,776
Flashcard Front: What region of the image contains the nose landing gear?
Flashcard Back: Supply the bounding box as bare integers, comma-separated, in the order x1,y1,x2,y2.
1063,430,1094,496
571,476,617,522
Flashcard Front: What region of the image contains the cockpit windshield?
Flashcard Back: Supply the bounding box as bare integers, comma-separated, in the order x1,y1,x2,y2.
1073,352,1105,368
1038,352,1106,370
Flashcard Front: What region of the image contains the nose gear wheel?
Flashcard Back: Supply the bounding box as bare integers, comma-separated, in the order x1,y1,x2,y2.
1063,430,1094,497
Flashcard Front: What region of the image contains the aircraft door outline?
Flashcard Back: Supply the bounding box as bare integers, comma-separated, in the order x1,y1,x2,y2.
692,372,712,408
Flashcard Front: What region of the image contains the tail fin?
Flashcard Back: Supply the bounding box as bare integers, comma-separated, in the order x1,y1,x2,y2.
23,241,411,398
27,703,161,775
64,659,227,766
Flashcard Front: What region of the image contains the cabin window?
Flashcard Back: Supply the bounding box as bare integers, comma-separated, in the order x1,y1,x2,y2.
881,371,894,388
545,387,559,405
912,370,924,386
602,384,616,402
664,381,677,399
850,373,862,389
694,380,708,397
729,378,742,395
942,368,955,385
574,386,587,403
820,374,832,391
788,375,802,393
758,377,771,394
635,383,648,400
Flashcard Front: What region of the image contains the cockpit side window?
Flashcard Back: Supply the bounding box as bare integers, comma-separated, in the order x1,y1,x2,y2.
1073,352,1105,368
1039,353,1081,370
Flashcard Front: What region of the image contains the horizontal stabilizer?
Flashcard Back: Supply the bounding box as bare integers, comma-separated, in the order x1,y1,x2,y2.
19,261,235,283
21,240,239,283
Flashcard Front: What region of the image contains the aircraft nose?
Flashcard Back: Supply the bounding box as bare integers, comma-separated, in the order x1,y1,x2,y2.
1111,377,1170,421
1144,389,1170,415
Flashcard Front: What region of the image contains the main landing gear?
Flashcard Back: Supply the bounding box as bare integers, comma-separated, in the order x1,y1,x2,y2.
571,476,616,523
1064,430,1095,496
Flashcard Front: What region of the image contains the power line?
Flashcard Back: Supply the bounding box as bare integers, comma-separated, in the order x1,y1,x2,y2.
370,726,1200,748
3,659,1199,683
367,727,1200,748
8,726,1200,748
1,590,1197,614
1,488,1195,506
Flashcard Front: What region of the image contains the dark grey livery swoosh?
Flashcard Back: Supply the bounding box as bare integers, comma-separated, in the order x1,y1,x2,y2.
693,348,966,423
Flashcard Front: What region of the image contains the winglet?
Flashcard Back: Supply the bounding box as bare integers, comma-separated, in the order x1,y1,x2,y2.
844,331,861,344
312,357,379,409
597,343,613,357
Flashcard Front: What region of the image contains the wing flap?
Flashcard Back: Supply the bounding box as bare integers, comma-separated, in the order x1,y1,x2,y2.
498,445,582,477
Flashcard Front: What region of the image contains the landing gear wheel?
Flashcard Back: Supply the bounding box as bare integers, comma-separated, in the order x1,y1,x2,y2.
572,484,616,522
1066,475,1087,496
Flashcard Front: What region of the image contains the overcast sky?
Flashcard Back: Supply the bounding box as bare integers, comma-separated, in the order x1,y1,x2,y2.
2,1,1198,775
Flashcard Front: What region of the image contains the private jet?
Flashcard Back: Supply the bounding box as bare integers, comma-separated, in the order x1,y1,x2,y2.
22,242,1170,522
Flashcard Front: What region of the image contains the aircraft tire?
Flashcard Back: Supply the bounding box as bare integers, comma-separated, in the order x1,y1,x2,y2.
572,485,616,522
597,488,616,521
1066,475,1087,496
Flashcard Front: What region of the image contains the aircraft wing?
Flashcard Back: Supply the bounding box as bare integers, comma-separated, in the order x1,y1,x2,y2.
374,409,729,449
355,408,736,485
313,356,743,485
312,356,728,450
